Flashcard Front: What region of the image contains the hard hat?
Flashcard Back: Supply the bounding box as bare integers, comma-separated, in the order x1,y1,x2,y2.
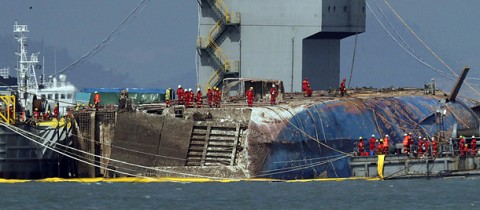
35,108,38,110
460,135,463,138
272,84,276,87
423,137,426,140
418,136,422,139
404,133,407,136
94,91,98,93
376,140,379,142
359,136,363,139
188,88,192,91
197,88,201,92
385,135,389,137
473,135,476,138
55,104,57,107
372,134,375,137
207,87,210,89
250,87,253,90
408,132,412,135
178,85,181,88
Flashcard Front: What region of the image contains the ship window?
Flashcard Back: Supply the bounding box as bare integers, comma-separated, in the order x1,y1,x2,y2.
55,94,59,100
61,94,66,99
48,94,52,99
67,94,72,99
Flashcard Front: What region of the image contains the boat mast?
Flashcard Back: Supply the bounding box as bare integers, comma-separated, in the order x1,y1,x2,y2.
13,21,39,108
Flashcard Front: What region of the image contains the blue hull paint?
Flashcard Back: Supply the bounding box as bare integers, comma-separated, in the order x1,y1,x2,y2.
254,96,480,179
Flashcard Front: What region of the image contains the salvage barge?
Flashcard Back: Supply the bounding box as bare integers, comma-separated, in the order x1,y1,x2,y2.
70,81,480,180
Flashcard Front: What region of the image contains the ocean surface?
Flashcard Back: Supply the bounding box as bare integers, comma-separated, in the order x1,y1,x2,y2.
0,178,479,209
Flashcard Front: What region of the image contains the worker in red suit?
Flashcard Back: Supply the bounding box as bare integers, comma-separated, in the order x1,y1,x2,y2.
306,84,313,97
471,136,477,156
431,137,438,157
358,137,365,156
94,91,101,111
186,88,194,108
459,136,466,157
212,87,218,108
43,110,50,121
376,139,384,155
423,137,430,157
408,133,414,156
246,87,255,107
339,78,347,97
302,77,309,96
8,104,14,122
270,84,277,105
216,87,222,108
417,137,424,157
177,85,185,105
196,88,203,108
33,107,40,121
383,135,389,155
207,87,213,108
53,104,59,120
369,134,376,156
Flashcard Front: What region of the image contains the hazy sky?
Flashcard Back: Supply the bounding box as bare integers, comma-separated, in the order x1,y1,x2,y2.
1,0,479,99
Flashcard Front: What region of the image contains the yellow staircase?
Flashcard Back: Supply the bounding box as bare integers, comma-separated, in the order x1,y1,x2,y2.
197,0,240,89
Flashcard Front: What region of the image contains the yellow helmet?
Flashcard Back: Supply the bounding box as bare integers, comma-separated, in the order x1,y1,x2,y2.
359,136,363,140
250,87,253,90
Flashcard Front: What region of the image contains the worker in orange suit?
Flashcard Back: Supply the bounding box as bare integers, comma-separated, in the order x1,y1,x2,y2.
246,87,254,107
270,84,277,105
94,91,101,111
403,133,409,156
207,87,213,108
369,134,376,156
383,134,389,155
196,88,203,108
471,136,477,156
339,78,347,96
177,85,184,105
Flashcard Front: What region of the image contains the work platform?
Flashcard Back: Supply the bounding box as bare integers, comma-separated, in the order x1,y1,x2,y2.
350,155,480,179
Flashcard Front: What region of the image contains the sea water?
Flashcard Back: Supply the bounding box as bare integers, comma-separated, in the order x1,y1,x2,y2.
0,179,478,209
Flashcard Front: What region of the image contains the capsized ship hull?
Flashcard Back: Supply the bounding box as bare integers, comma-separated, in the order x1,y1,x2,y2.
248,95,480,179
